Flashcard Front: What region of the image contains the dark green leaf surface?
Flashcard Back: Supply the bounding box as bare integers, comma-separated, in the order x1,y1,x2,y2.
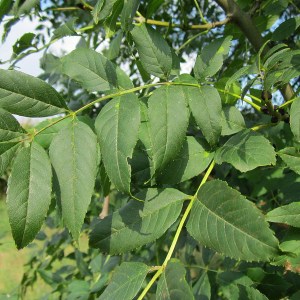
221,106,246,136
0,142,21,176
99,262,149,300
121,0,139,31
52,18,78,40
187,85,222,145
0,108,25,141
278,147,300,175
187,180,279,261
215,130,276,172
0,0,13,22
89,188,188,254
194,36,232,80
13,32,35,55
148,85,189,173
266,202,300,228
290,98,300,142
95,93,140,193
49,119,98,239
157,137,214,184
92,0,119,24
192,272,211,300
272,17,300,41
7,142,52,248
0,69,67,117
156,259,194,300
61,48,133,92
131,24,172,78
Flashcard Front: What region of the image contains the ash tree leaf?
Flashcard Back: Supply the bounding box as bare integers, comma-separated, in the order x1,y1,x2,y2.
99,262,149,300
290,98,300,142
61,48,133,93
272,17,300,41
92,0,119,24
193,272,211,300
186,180,279,261
238,285,269,300
6,141,52,249
121,0,139,31
148,85,189,173
104,1,123,38
12,32,35,55
187,85,222,145
156,259,194,300
157,136,214,184
104,30,123,60
0,108,25,141
221,106,246,136
92,0,105,24
89,188,188,254
0,0,13,23
95,93,140,194
215,129,276,172
0,69,67,117
131,23,172,78
52,18,78,40
0,142,21,176
266,202,300,228
194,36,232,81
278,147,300,175
49,119,98,240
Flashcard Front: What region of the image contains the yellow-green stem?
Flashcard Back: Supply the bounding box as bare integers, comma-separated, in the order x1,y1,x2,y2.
138,160,215,300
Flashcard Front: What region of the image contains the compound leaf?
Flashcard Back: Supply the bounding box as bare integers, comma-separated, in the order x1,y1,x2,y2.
49,119,98,239
148,85,189,173
215,129,276,172
187,180,279,261
89,188,188,254
99,262,149,300
61,48,133,92
131,24,172,78
7,141,52,249
156,259,194,300
0,69,67,117
95,93,140,193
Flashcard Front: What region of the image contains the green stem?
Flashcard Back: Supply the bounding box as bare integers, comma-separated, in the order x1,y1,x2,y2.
279,96,299,109
193,0,207,23
176,30,208,54
138,160,215,300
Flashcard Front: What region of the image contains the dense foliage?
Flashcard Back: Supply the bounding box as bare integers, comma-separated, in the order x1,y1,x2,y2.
0,0,300,299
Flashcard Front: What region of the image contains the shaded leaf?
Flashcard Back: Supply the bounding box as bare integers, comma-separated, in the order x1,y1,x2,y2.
92,0,118,24
221,106,246,136
52,18,78,40
131,24,172,78
89,188,188,254
0,0,13,23
0,142,21,176
193,272,211,300
278,147,300,175
95,93,140,193
156,259,194,300
157,137,214,184
99,262,149,300
0,108,25,141
121,0,139,31
272,17,300,41
61,48,133,92
215,130,276,172
148,85,189,173
49,119,98,239
12,32,35,55
266,202,300,228
290,98,300,142
7,142,52,248
187,85,222,145
187,180,279,261
0,69,67,117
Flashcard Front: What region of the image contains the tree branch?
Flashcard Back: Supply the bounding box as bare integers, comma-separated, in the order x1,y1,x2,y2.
215,0,295,101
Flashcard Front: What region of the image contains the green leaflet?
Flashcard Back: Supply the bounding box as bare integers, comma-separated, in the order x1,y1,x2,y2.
290,98,300,142
194,36,232,81
272,17,300,41
278,147,300,175
215,129,276,172
148,85,189,173
0,108,25,141
156,259,194,300
99,262,149,300
61,48,133,92
0,142,21,176
6,142,52,249
89,188,188,254
49,119,98,239
221,106,246,136
92,0,119,24
157,136,214,184
120,0,139,31
187,85,222,145
266,202,300,228
193,272,211,300
0,69,67,117
186,180,279,261
95,93,140,193
131,23,172,78
52,18,78,40
12,32,35,55
104,30,123,60
0,0,13,23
